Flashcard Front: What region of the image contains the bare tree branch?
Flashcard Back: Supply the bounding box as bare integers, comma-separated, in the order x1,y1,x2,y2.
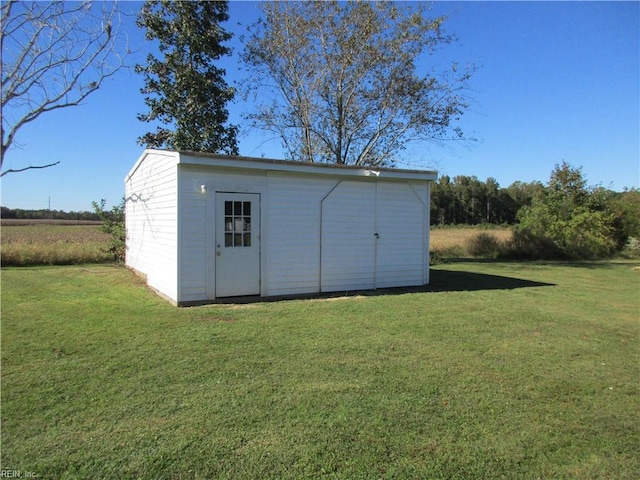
0,160,60,177
1,0,130,170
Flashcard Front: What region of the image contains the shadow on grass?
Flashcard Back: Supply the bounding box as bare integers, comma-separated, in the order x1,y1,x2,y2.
427,269,555,292
443,257,640,270
208,269,555,305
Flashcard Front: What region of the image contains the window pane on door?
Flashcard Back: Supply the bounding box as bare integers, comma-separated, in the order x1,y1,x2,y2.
224,201,253,247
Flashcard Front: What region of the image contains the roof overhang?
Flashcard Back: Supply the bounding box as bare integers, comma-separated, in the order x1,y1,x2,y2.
127,149,438,182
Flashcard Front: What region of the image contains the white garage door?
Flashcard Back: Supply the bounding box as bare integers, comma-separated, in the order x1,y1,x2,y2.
320,181,426,293
375,182,426,288
320,181,376,292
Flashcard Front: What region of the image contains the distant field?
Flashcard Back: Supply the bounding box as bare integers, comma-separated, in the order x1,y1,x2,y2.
1,223,510,266
1,224,111,266
430,226,513,257
1,219,102,226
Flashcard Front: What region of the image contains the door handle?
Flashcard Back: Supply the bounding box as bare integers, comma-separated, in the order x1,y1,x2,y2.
216,251,222,257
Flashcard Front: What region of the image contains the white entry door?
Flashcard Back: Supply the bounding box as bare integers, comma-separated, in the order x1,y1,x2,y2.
215,193,261,297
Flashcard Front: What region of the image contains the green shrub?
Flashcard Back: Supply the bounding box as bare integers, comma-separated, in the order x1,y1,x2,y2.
510,162,619,260
608,189,640,249
430,244,466,260
429,250,446,265
505,228,565,260
514,206,617,260
466,232,504,258
560,209,617,259
92,199,125,262
621,237,640,258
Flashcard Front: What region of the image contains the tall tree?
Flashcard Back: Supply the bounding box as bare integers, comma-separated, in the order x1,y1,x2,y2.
548,160,588,209
242,0,474,166
136,0,238,154
1,0,128,175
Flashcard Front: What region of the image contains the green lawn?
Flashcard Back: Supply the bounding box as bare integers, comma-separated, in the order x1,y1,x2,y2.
2,261,638,479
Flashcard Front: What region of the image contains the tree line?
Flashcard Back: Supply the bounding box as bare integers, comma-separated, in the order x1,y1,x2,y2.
0,206,101,221
430,176,543,226
430,170,638,232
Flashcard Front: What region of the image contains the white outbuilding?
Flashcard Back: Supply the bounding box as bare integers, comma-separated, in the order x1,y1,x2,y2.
125,149,437,305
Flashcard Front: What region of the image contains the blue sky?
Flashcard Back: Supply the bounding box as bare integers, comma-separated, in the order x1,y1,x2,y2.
1,1,638,212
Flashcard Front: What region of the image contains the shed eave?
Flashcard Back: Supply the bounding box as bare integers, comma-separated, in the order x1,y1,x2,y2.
175,150,437,182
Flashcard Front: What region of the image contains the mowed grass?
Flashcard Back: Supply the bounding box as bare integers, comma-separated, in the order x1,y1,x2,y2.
1,224,112,266
2,261,638,479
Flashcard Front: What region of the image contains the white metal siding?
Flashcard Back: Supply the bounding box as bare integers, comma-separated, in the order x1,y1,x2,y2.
176,168,208,302
177,165,267,302
265,173,338,296
321,181,377,292
423,182,431,284
125,151,179,302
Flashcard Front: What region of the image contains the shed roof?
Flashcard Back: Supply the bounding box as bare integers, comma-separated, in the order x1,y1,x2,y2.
127,149,438,182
